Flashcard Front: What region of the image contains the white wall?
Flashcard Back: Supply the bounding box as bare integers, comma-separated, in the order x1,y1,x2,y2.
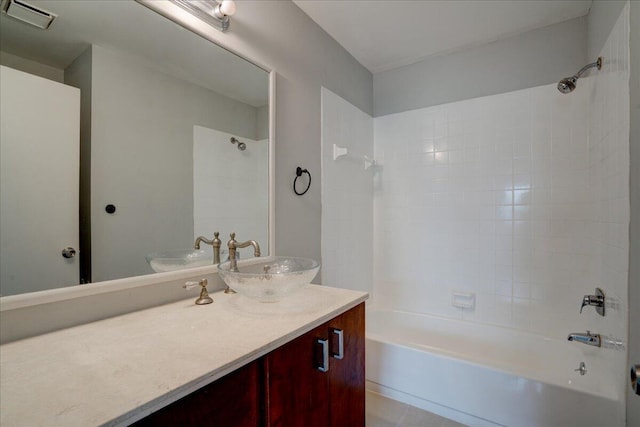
374,85,588,331
584,2,638,421
193,126,268,260
585,3,631,414
321,88,373,292
628,1,640,423
590,0,640,422
373,16,587,117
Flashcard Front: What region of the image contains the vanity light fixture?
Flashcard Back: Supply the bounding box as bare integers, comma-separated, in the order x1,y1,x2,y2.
168,0,236,32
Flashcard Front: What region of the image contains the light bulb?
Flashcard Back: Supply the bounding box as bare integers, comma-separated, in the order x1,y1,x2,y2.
218,0,236,16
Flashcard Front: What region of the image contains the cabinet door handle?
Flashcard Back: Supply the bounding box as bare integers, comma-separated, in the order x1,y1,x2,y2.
316,338,329,372
332,328,344,360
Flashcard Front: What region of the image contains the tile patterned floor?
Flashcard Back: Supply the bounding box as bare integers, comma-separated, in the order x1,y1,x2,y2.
366,390,467,427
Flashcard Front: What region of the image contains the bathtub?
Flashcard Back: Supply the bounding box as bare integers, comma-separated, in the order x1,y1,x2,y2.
365,309,624,427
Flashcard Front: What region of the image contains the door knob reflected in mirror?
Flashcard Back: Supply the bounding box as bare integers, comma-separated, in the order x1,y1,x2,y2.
61,247,76,259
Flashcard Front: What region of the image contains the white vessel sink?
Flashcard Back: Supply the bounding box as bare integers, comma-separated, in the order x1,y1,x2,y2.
217,256,320,302
146,249,213,272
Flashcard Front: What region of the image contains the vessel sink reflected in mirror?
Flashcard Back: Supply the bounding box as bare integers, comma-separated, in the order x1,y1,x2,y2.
218,257,320,302
146,249,218,273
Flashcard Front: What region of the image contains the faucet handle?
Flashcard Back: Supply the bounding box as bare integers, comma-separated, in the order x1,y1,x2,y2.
579,288,605,316
183,281,201,290
183,279,213,305
580,295,590,313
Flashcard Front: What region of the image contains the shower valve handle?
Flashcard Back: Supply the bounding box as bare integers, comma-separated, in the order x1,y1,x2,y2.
579,288,605,316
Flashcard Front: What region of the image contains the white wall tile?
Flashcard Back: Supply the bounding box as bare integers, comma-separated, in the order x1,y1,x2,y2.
321,88,374,294
372,2,629,349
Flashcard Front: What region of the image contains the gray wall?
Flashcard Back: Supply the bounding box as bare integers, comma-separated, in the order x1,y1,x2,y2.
0,0,373,340
65,47,93,284
373,16,587,117
213,1,373,265
627,0,640,423
2,0,374,285
87,45,263,282
0,51,64,82
587,0,628,59
256,105,269,141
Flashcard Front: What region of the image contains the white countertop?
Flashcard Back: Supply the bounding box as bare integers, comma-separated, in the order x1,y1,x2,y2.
0,284,368,427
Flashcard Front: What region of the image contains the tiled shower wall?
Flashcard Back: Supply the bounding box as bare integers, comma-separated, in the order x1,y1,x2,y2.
321,88,373,293
585,2,630,398
321,9,629,351
373,2,629,340
374,84,588,336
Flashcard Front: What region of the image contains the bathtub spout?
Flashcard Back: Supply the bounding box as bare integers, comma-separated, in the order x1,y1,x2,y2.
567,331,601,347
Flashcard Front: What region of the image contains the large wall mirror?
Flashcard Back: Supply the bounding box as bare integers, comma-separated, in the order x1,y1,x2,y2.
0,0,271,297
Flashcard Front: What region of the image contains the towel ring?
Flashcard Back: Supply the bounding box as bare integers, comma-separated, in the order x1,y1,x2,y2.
293,167,311,196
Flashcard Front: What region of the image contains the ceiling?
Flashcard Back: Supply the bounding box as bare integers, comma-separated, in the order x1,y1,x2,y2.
293,0,592,73
0,0,268,107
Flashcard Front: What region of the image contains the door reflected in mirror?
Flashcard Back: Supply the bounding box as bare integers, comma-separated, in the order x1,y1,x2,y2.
0,0,270,297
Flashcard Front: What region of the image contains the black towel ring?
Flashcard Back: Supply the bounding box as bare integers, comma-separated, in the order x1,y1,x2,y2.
293,167,311,196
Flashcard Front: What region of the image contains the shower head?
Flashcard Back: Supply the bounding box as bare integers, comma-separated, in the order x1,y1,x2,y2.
557,77,577,94
557,57,602,94
230,137,247,151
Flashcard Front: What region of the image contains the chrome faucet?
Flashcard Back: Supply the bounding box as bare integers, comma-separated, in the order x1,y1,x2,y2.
194,232,222,264
567,331,601,347
227,232,260,272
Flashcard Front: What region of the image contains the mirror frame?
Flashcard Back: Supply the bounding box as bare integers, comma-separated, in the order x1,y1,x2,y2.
0,0,275,311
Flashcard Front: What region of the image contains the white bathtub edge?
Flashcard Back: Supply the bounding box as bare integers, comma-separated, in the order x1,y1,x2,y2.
366,380,503,427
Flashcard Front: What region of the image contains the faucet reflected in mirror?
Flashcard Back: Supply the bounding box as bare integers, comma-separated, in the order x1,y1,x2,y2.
194,232,222,264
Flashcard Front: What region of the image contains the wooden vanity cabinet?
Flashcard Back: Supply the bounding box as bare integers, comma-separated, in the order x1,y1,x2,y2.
132,359,262,427
133,303,364,427
263,322,331,427
263,302,365,426
325,302,366,426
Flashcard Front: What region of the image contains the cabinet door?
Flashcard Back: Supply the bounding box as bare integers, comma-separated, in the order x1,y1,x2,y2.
327,302,365,426
132,360,261,427
264,323,330,427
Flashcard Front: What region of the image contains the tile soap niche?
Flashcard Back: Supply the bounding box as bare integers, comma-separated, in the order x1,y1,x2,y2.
452,291,475,310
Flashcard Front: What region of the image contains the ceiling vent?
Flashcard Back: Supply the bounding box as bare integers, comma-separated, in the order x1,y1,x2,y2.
1,0,57,30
